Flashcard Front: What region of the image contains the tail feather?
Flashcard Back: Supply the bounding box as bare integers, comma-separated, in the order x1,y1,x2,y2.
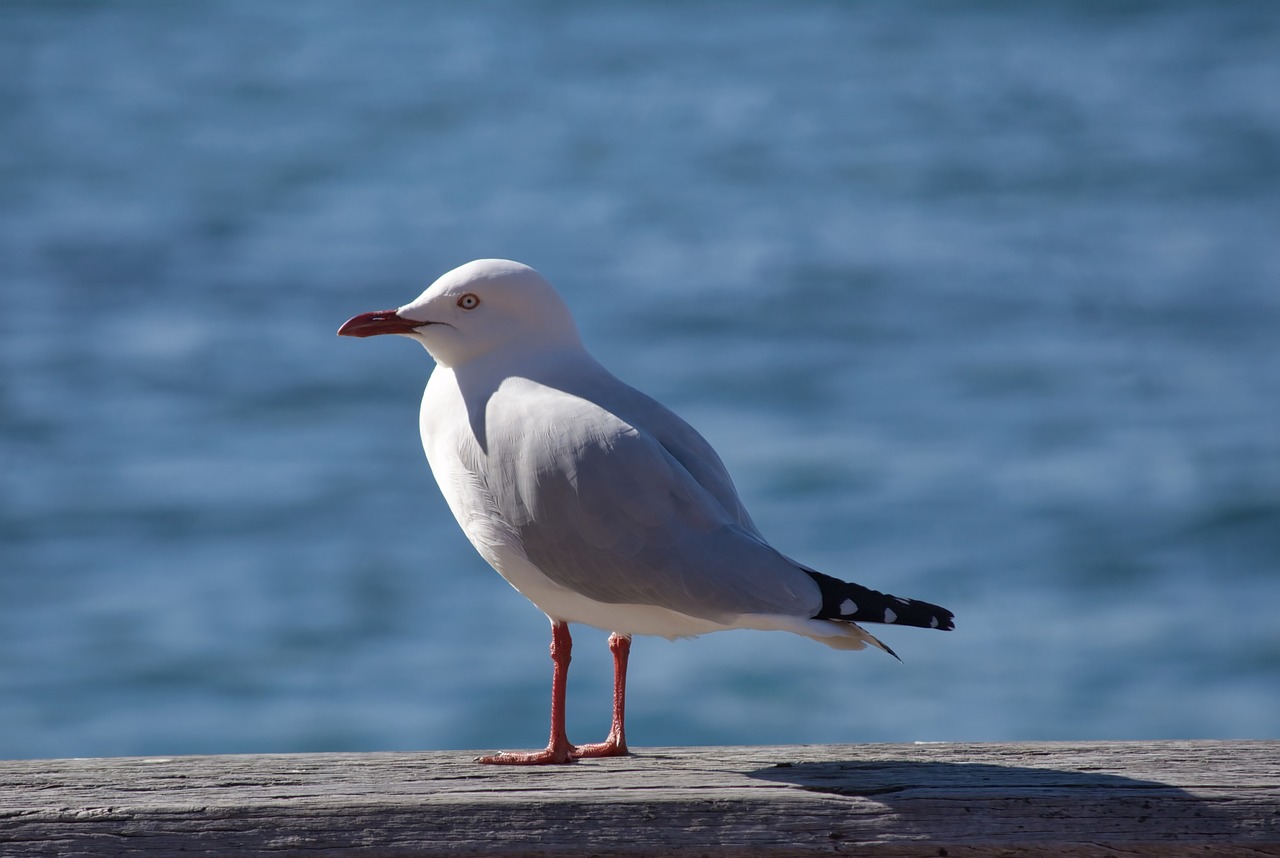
804,569,955,631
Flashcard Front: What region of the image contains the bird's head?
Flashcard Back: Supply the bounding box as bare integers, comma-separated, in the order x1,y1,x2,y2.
337,259,584,368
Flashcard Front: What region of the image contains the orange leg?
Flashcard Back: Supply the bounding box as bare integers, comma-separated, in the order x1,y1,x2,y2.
476,624,632,765
575,632,631,759
477,620,577,764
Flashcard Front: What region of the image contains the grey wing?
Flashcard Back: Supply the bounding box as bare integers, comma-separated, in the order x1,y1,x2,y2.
491,397,820,623
574,364,765,539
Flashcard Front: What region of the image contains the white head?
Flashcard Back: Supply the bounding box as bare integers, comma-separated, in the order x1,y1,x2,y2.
338,259,584,368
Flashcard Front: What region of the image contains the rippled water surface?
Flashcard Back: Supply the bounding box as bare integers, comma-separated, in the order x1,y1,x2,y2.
2,2,1278,759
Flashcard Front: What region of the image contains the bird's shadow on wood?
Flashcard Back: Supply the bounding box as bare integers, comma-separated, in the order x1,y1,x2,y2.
748,757,1185,796
746,757,1247,841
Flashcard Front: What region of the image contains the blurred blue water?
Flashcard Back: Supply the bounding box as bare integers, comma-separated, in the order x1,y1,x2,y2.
1,2,1278,760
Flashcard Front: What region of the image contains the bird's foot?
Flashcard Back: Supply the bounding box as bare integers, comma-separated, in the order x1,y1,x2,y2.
475,735,628,764
475,749,573,765
572,729,628,759
571,738,628,759
475,741,578,765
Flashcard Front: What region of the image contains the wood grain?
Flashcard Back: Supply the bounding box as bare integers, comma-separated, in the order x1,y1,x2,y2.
2,740,1278,856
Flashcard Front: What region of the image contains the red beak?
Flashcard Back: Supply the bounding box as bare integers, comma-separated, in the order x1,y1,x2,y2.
337,310,429,338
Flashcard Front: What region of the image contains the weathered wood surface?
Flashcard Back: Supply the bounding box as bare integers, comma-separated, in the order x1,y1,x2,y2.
1,740,1277,857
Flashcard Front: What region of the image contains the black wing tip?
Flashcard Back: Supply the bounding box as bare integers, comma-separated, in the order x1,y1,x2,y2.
805,569,956,632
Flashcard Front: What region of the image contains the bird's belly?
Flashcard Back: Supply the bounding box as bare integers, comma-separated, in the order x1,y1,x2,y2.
482,539,736,639
452,513,867,648
423,424,719,637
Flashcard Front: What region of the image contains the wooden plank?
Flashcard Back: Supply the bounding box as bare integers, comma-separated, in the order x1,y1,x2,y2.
1,740,1277,856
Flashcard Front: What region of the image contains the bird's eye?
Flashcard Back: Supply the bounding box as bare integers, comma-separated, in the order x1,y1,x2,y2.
457,293,480,310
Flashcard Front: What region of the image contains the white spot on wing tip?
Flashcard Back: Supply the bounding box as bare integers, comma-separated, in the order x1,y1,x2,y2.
884,607,897,624
839,598,858,615
930,616,940,628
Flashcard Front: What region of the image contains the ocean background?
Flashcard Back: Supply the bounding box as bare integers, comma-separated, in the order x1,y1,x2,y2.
2,2,1277,760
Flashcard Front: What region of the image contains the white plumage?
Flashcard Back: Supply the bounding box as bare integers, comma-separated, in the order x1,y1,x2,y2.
339,259,953,764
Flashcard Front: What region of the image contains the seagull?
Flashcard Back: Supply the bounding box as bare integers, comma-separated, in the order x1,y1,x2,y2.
338,259,954,765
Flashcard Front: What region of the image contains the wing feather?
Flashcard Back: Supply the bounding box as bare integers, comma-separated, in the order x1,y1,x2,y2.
485,377,818,623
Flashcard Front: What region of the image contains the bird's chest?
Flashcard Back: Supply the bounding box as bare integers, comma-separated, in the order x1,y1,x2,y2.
421,384,498,528
420,375,550,573
420,377,596,608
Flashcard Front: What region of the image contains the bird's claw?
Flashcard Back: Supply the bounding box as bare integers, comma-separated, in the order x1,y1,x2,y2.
571,739,628,759
476,749,575,765
476,735,628,765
